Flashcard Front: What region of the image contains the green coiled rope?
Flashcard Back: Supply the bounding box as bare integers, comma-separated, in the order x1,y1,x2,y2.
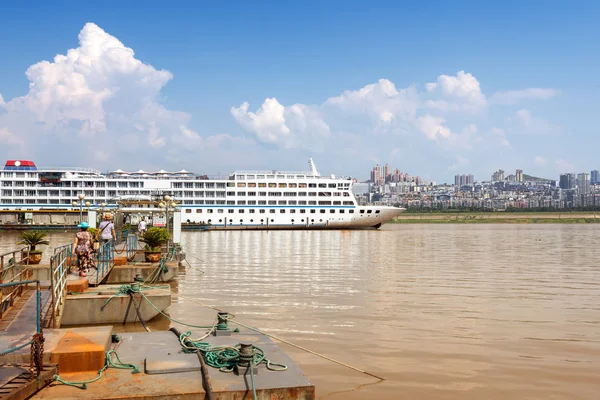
178,331,288,373
53,349,139,390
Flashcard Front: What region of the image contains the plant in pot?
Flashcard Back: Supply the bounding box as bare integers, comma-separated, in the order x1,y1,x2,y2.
17,231,50,265
139,227,169,262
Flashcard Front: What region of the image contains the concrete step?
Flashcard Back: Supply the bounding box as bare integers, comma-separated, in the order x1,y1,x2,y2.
47,326,113,373
1,325,113,374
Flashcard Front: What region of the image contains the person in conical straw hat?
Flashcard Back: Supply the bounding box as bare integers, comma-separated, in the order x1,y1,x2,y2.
96,213,116,245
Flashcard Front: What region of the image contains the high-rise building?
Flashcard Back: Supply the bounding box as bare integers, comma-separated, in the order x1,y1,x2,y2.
559,173,576,190
371,164,383,185
454,174,474,186
577,173,590,194
591,170,600,184
516,169,523,182
491,169,505,182
384,164,391,179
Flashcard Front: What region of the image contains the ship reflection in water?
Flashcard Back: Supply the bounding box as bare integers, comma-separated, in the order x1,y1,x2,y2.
2,224,598,399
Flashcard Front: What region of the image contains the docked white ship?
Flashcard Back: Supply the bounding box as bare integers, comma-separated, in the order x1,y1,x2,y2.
0,158,404,229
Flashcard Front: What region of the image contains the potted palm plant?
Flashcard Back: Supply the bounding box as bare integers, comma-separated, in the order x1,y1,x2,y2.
139,227,169,262
17,231,50,265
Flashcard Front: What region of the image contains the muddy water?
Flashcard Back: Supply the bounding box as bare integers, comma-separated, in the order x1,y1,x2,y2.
2,225,600,399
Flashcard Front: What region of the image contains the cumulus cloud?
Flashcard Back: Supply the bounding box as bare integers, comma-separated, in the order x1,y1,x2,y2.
490,88,557,104
325,79,419,122
415,114,452,140
0,128,24,147
425,70,487,112
0,22,233,170
0,23,562,180
231,98,330,149
231,69,561,177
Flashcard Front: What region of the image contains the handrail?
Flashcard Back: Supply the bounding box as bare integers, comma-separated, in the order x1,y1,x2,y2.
126,235,138,259
95,240,115,284
0,280,44,380
0,247,31,283
0,247,32,320
47,244,71,328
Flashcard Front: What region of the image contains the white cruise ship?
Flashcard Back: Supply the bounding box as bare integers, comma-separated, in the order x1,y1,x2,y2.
0,158,404,229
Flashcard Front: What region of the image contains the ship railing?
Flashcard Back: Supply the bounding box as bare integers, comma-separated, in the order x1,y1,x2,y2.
38,166,103,174
47,244,70,328
0,247,32,320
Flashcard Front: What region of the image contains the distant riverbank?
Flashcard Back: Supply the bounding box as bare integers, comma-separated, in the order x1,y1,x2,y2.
392,212,600,223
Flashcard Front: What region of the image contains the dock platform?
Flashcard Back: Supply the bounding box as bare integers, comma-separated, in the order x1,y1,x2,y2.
33,329,315,399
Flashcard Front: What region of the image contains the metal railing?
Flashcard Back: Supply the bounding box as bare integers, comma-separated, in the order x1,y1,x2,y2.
126,234,138,259
0,280,44,376
95,240,115,283
47,244,71,328
116,229,129,244
0,247,32,319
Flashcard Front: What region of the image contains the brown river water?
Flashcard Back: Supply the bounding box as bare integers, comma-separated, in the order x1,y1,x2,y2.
2,225,600,399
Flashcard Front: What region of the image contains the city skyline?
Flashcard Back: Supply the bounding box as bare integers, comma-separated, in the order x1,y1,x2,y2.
0,2,599,182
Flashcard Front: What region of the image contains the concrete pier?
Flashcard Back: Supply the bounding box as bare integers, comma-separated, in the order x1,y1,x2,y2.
33,329,315,399
61,284,172,326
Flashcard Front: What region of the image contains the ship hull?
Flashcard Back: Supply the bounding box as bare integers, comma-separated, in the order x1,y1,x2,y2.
190,206,404,230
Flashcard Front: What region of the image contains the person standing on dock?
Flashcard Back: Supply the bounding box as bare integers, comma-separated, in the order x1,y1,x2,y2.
138,216,147,234
97,213,116,244
72,221,94,277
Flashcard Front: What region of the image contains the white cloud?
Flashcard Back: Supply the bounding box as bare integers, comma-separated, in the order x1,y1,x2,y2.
511,109,557,134
325,79,419,122
0,128,24,147
490,88,557,105
491,127,510,147
231,98,330,149
534,156,547,166
0,22,246,170
425,70,486,112
0,23,563,181
416,114,452,140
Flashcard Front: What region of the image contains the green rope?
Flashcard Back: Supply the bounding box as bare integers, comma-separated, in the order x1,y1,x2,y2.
100,284,144,311
53,350,139,390
178,332,288,373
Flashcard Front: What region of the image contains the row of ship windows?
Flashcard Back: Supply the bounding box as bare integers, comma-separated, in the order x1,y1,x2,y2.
0,199,356,206
0,180,351,190
189,209,380,215
0,189,350,197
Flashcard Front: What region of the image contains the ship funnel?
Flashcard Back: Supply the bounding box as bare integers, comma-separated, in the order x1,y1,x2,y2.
308,157,320,177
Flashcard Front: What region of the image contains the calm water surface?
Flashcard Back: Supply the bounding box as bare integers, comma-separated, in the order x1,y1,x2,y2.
2,225,599,399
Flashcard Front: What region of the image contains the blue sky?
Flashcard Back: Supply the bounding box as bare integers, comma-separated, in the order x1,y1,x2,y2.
0,0,598,182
